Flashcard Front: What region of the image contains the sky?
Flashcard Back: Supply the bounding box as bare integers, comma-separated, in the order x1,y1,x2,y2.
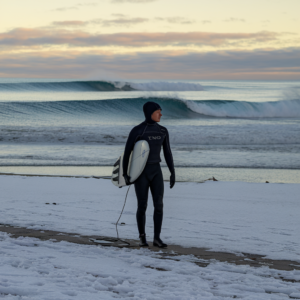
1,0,300,80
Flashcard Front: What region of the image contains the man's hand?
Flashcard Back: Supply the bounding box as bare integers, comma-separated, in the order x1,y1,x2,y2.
123,174,131,185
170,171,175,189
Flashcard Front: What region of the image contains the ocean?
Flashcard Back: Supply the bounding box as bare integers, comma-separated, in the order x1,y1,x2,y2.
0,78,299,183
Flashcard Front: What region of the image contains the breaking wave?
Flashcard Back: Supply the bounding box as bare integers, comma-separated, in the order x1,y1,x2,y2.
1,97,300,119
185,99,300,118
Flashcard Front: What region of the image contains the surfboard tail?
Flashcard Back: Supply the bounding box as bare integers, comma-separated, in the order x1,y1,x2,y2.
111,140,149,188
111,155,122,187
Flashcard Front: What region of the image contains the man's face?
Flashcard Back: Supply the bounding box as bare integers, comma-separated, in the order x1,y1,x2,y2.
151,109,162,122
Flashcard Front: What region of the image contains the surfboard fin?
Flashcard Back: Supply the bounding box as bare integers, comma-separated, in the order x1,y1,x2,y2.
114,158,120,167
113,168,119,174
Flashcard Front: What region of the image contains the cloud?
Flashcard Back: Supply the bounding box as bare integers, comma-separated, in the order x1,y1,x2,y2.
111,0,156,3
224,18,246,22
1,48,299,80
0,28,281,48
93,15,194,27
77,2,98,6
52,6,78,12
92,17,148,27
155,17,194,25
52,21,88,27
51,17,148,28
111,13,126,17
52,3,97,11
51,16,195,29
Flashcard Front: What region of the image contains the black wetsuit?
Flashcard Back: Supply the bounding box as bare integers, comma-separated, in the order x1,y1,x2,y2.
123,102,175,239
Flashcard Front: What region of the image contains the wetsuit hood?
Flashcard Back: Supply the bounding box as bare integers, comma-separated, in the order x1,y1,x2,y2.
143,101,162,124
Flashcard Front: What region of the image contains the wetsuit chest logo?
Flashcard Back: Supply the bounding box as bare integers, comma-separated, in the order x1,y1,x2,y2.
148,136,161,140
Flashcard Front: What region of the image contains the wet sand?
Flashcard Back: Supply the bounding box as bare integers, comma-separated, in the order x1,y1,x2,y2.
1,224,299,274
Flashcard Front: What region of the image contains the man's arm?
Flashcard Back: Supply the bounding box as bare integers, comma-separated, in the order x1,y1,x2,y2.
163,129,175,188
162,129,175,173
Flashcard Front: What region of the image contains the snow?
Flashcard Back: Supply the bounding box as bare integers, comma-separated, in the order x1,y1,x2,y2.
1,232,300,300
1,175,300,299
1,175,299,262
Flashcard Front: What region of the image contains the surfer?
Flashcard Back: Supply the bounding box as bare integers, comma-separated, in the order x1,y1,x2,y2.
123,101,175,248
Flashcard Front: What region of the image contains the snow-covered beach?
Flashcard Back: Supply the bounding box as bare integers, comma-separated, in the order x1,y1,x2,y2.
1,175,300,299
1,231,300,300
1,175,299,262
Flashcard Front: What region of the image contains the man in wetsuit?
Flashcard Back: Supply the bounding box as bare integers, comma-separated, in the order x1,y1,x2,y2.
122,101,175,248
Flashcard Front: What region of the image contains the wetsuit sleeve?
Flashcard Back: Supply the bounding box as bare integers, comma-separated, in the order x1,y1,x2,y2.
163,129,175,173
122,127,138,176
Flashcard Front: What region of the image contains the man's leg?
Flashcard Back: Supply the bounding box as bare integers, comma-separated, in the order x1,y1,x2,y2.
134,169,150,236
149,165,164,240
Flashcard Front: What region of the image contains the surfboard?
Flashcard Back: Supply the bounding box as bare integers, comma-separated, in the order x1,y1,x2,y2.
111,140,150,188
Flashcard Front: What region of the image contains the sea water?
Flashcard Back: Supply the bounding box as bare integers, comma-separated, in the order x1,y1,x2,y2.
0,78,299,183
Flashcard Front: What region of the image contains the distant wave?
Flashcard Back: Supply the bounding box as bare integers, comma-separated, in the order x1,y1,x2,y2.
0,80,204,92
1,97,300,119
0,81,134,92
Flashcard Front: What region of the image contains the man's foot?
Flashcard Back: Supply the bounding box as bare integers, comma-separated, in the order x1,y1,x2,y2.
139,234,149,247
153,237,167,248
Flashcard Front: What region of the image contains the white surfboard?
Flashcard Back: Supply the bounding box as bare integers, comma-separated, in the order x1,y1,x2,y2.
111,140,150,188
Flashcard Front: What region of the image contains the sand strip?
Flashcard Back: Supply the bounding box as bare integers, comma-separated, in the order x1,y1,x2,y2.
1,224,299,274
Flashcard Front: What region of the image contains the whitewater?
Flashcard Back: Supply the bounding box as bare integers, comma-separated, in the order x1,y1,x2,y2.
0,78,299,183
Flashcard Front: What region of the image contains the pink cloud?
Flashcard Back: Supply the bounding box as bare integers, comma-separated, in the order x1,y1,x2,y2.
0,28,280,48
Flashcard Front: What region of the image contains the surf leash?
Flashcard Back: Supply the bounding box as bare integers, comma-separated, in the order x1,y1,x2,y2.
90,185,131,247
115,185,131,242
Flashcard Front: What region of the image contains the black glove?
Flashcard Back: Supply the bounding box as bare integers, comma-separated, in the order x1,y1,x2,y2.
170,171,175,189
123,174,131,185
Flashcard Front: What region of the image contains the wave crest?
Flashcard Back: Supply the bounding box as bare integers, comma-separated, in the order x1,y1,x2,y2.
185,99,300,118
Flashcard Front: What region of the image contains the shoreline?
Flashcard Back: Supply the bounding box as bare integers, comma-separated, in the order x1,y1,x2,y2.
1,166,300,184
0,172,213,183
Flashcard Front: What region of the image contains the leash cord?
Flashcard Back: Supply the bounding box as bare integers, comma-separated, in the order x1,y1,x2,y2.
115,185,131,244
90,185,131,247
